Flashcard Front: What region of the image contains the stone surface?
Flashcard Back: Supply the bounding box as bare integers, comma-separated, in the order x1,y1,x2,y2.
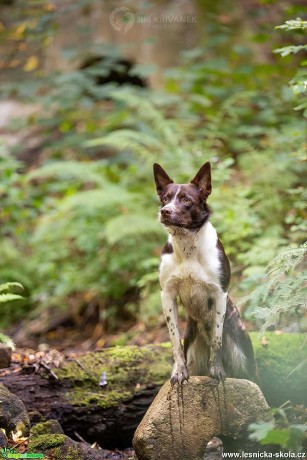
0,344,12,369
133,377,272,460
0,383,30,438
0,430,8,447
28,434,106,460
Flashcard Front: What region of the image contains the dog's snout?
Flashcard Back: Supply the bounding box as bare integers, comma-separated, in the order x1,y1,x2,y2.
161,207,172,217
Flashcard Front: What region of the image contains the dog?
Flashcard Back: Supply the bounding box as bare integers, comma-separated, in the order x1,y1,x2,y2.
153,162,256,385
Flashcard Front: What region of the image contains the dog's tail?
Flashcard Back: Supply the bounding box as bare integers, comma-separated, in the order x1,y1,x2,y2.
222,296,257,382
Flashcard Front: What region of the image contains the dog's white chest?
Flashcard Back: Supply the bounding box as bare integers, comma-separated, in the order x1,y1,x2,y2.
160,222,222,321
175,260,219,320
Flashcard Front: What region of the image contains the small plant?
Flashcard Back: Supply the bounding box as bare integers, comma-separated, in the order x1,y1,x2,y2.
0,282,26,349
244,243,307,330
274,18,307,114
249,407,306,452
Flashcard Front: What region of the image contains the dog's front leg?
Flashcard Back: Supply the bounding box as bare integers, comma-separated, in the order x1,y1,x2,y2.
210,291,227,381
161,289,188,385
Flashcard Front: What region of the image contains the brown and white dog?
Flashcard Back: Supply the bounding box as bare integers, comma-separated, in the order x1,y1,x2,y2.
153,162,256,385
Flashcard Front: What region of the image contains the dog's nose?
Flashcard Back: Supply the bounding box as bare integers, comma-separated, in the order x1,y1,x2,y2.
161,207,172,217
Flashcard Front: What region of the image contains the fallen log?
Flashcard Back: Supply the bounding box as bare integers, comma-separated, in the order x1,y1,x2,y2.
0,345,172,448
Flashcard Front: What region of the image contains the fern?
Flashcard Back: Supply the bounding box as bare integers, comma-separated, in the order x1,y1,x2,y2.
27,160,106,187
275,18,307,31
267,243,307,281
244,243,307,330
274,18,307,111
0,282,24,293
85,129,165,158
104,214,164,245
109,87,181,147
0,282,25,344
0,332,15,350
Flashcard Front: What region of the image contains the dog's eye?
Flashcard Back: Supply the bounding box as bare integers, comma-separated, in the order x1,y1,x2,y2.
162,195,170,203
182,197,191,204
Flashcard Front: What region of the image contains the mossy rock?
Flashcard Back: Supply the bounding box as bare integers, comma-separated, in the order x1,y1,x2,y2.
250,332,306,407
28,434,104,459
0,383,30,438
53,345,172,409
30,419,64,436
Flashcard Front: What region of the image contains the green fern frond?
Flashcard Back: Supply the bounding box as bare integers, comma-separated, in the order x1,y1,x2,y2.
27,161,105,186
0,332,15,350
267,242,307,280
109,88,180,147
0,282,24,293
32,188,139,242
245,242,307,329
275,18,307,31
85,130,165,159
0,293,24,303
58,188,137,213
105,214,164,244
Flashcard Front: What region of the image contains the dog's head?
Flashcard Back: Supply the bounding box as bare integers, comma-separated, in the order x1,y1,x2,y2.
153,162,212,230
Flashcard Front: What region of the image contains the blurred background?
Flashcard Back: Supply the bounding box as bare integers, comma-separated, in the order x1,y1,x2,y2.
0,0,306,351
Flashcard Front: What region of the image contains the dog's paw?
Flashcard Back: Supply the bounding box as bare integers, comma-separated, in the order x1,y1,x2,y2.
209,362,226,382
170,363,189,385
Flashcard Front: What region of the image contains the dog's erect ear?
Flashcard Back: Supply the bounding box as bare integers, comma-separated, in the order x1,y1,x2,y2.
190,162,212,198
153,163,174,196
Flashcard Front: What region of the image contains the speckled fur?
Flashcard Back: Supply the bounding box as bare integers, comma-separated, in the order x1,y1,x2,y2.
153,162,256,385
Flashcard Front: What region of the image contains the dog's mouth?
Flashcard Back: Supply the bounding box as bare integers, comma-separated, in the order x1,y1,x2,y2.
160,215,186,227
160,214,207,231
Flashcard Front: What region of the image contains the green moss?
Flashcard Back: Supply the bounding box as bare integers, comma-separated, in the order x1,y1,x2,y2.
30,420,63,436
54,345,172,409
250,332,306,406
54,336,305,410
70,389,132,408
53,444,79,460
28,434,66,451
65,445,80,460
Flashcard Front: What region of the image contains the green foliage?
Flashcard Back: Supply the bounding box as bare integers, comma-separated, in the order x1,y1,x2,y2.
244,243,307,330
0,281,25,303
0,332,15,350
249,407,306,452
0,282,25,348
0,3,306,331
274,18,307,112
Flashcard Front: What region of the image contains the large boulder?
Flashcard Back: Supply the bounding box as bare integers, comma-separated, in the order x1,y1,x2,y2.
0,383,30,440
133,377,272,460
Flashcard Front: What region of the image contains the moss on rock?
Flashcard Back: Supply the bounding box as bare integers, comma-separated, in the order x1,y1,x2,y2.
30,420,64,436
28,434,66,451
49,333,305,412
28,434,105,459
54,345,172,408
